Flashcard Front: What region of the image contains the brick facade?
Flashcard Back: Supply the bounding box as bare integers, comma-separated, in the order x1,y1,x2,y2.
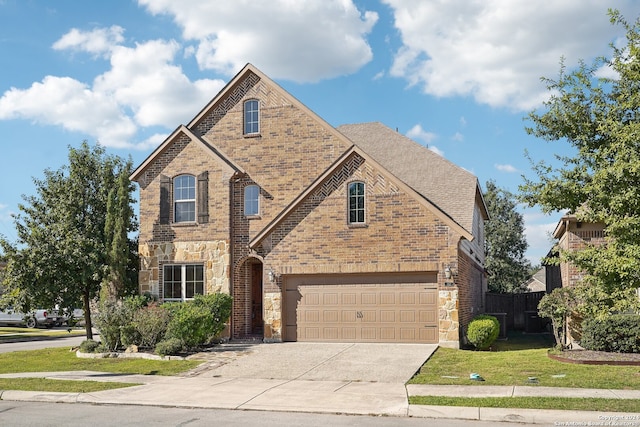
131,64,487,347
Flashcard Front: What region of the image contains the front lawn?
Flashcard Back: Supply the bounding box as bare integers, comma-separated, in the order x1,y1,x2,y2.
409,332,640,389
0,377,138,393
0,347,202,376
0,326,85,342
409,396,640,413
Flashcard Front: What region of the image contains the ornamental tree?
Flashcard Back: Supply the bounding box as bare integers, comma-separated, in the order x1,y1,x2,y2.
520,10,640,316
0,142,137,339
484,180,532,293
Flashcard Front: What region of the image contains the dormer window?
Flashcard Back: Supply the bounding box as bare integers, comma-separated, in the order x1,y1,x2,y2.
174,174,196,222
348,181,365,224
244,185,260,216
244,99,259,135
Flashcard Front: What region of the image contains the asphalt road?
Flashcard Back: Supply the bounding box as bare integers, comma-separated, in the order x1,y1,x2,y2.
0,401,540,427
0,331,89,353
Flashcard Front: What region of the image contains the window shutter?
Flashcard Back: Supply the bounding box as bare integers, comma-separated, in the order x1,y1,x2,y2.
197,171,209,223
160,175,171,224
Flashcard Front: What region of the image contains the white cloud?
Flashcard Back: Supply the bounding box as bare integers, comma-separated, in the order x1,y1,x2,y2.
383,0,636,111
495,163,518,173
52,26,125,57
406,123,437,144
521,206,561,264
428,145,445,157
138,0,378,82
451,132,464,142
459,116,467,127
0,29,225,149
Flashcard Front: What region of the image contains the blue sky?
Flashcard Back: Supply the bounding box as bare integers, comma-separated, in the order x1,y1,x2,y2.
0,0,636,265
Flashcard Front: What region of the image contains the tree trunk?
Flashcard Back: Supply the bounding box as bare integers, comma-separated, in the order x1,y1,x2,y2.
83,288,93,340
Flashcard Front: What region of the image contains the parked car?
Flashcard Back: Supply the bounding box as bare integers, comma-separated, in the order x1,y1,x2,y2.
0,307,58,328
52,308,85,327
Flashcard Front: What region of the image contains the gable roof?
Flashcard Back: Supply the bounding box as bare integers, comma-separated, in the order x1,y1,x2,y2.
337,122,487,234
250,144,475,248
130,125,243,182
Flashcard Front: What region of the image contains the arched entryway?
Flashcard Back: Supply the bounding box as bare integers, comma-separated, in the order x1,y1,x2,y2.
233,257,264,339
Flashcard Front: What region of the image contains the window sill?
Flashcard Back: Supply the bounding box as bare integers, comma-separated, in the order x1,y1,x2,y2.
244,133,261,138
172,222,198,227
348,223,368,229
245,214,262,220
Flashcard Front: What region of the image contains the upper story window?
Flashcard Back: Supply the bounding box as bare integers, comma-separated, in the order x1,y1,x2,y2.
348,182,365,224
244,185,260,216
174,174,196,222
244,99,259,135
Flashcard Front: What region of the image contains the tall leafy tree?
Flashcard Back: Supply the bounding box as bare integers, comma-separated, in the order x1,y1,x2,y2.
0,142,137,339
484,180,532,293
520,10,640,316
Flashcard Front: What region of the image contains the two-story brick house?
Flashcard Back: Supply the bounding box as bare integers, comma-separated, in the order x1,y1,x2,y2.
130,64,488,348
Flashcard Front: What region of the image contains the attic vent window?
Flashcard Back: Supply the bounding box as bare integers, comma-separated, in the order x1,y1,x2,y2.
244,99,259,135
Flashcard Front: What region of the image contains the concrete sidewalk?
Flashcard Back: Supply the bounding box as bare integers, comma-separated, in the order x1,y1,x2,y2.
1,371,639,424
0,342,638,424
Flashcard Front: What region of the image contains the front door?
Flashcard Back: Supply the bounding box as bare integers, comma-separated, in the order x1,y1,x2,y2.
251,263,264,336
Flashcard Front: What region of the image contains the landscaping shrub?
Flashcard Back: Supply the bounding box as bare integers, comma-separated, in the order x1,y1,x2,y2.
580,314,640,353
192,293,232,338
164,293,232,349
79,339,100,353
93,296,151,351
466,314,500,350
155,337,184,356
538,287,578,350
132,304,171,348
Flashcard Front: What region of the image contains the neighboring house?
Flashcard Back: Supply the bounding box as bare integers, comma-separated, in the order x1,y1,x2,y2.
544,214,606,346
524,268,546,293
545,214,605,291
130,64,489,348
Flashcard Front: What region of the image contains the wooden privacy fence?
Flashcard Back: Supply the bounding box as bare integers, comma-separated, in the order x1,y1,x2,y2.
485,291,546,331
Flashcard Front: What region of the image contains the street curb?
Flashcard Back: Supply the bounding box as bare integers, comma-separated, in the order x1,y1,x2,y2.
408,405,640,425
0,390,80,403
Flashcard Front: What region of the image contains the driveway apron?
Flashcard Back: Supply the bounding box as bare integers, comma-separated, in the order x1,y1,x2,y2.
200,342,438,383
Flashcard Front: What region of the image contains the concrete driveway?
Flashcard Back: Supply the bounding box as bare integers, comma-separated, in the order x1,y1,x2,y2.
197,342,438,383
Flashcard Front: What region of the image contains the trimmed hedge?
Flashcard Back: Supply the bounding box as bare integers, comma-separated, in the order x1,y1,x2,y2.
467,314,500,350
580,314,640,353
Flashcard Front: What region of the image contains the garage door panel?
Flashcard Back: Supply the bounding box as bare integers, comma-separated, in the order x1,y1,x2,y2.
285,274,438,344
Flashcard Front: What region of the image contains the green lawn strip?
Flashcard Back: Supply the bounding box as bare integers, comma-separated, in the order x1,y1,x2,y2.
0,328,85,342
0,347,201,376
0,377,139,393
409,396,640,413
410,347,640,389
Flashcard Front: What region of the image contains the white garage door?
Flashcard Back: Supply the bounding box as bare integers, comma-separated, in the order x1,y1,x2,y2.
284,273,438,343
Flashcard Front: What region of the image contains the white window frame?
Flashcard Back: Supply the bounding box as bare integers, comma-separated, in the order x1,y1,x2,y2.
244,99,260,135
163,264,205,301
244,185,260,216
174,174,196,223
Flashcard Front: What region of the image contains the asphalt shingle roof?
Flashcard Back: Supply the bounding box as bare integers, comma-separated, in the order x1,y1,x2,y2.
337,122,481,234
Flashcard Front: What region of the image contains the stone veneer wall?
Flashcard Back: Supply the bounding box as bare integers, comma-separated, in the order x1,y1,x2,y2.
138,240,230,299
438,289,459,348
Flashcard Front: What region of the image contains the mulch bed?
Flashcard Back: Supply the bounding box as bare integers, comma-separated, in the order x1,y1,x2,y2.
548,349,640,366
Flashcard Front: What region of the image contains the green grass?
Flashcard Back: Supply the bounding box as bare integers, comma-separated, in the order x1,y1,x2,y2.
0,347,202,376
0,326,85,342
0,377,139,393
409,332,640,389
409,396,640,413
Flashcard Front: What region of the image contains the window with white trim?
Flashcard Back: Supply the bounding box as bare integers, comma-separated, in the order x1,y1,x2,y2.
244,185,260,216
163,264,204,301
174,175,195,222
244,99,259,134
348,181,365,224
